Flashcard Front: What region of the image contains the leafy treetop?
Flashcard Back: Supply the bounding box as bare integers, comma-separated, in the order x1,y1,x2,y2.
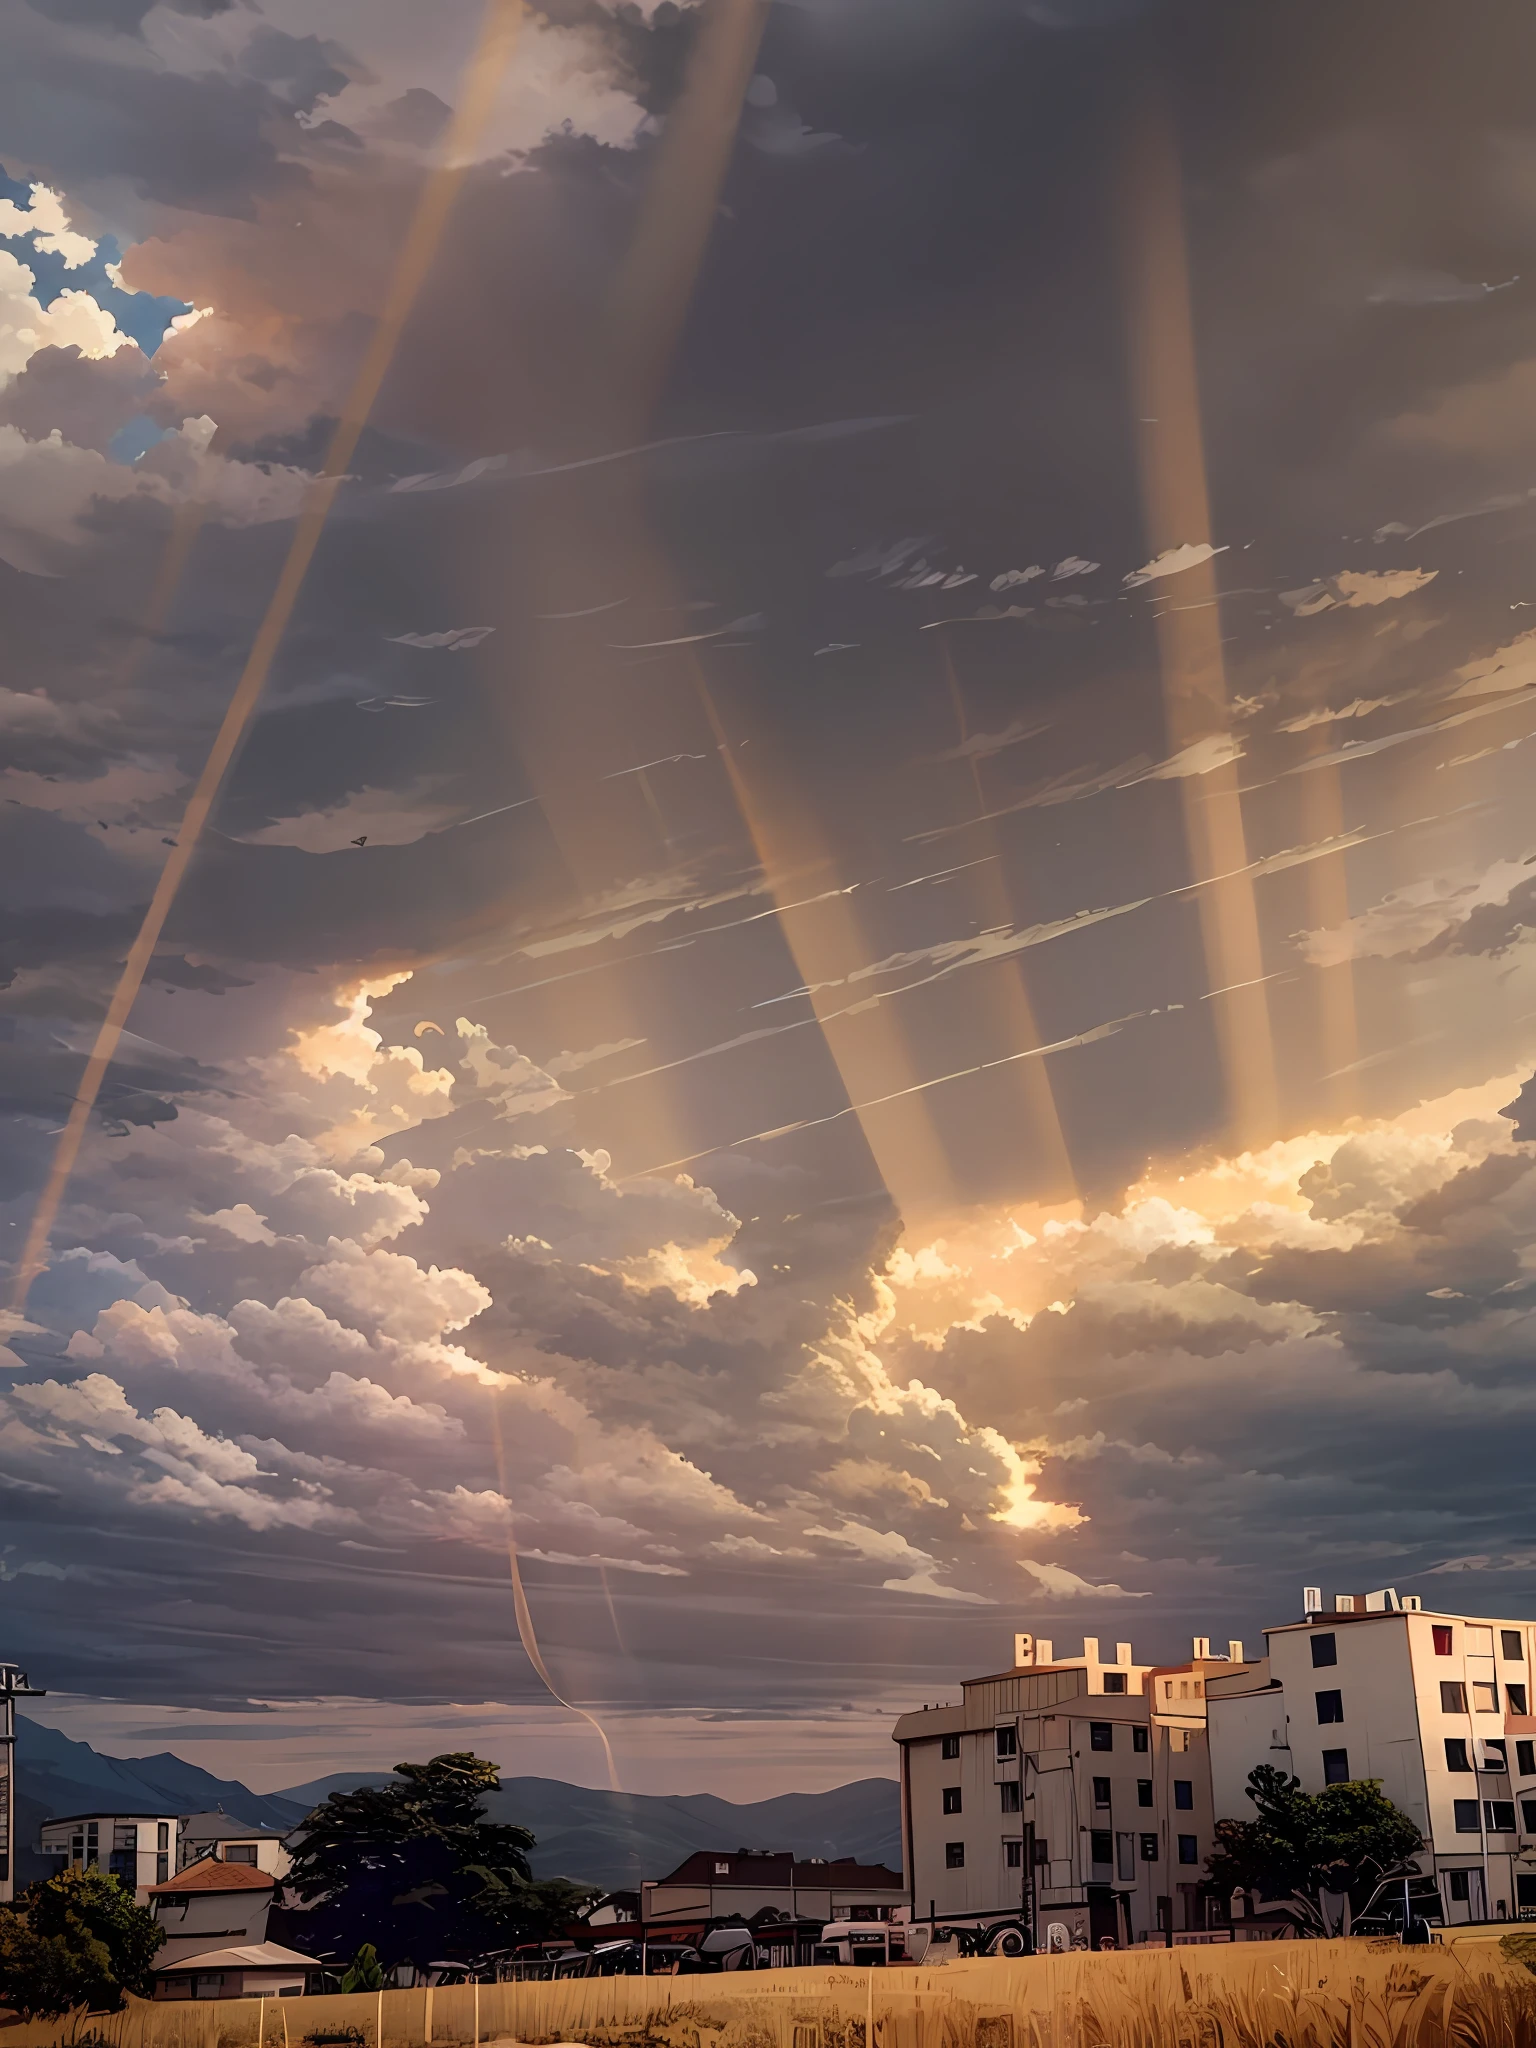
281,1751,590,1968
0,1868,164,2019
1207,1764,1424,1916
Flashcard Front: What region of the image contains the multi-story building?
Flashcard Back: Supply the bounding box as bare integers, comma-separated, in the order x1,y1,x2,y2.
1207,1589,1536,1927
895,1631,1251,1951
37,1812,177,1900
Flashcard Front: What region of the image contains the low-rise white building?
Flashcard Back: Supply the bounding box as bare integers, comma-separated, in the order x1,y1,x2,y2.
37,1812,177,1900
148,1857,277,1963
1206,1589,1536,1926
176,1809,291,1878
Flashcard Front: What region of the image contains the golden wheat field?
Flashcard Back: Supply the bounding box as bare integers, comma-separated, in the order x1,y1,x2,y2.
7,1936,1536,2048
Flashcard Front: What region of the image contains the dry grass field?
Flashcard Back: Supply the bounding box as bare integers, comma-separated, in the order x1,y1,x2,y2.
9,1935,1536,2048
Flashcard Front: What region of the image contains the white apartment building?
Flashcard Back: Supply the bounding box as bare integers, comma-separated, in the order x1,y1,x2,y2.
1206,1590,1536,1926
38,1812,177,1900
895,1631,1249,1950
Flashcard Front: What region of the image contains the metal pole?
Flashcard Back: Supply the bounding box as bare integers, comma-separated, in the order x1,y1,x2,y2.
1464,1645,1490,1920
0,1666,45,1906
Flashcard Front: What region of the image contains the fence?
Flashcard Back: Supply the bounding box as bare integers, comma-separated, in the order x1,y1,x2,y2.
12,1937,1536,2048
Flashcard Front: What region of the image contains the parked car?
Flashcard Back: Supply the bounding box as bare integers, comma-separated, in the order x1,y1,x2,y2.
1351,1873,1446,1938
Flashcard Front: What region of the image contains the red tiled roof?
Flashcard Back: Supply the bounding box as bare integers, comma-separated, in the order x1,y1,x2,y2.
150,1860,275,1897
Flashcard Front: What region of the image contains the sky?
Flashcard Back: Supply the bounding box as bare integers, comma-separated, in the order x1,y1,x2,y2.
5,0,1536,1803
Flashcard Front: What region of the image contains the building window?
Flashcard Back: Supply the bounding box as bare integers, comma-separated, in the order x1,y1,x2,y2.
156,1856,168,1884
1433,1626,1454,1657
1502,1630,1524,1662
1178,1836,1198,1865
1485,1802,1517,1833
1509,1683,1529,1717
1091,1831,1112,1865
1447,1869,1471,1901
1446,1739,1473,1773
1316,1690,1344,1724
1090,1723,1114,1752
941,1734,961,1761
1454,1800,1480,1833
945,1842,965,1869
1033,1839,1050,1866
1522,1799,1536,1834
157,1823,169,1853
1140,1833,1159,1862
1132,1726,1149,1753
1093,1777,1111,1808
1519,1741,1536,1777
715,1861,730,1874
942,1787,963,1815
1004,1839,1023,1869
1521,1875,1536,1911
1322,1749,1350,1785
1441,1681,1468,1713
1174,1780,1193,1811
996,1724,1018,1759
1483,1739,1508,1773
1102,1672,1127,1694
1311,1634,1337,1669
1137,1779,1154,1808
1000,1781,1021,1814
1473,1682,1499,1714
1163,1681,1173,1700
193,1976,224,2001
224,1844,258,1865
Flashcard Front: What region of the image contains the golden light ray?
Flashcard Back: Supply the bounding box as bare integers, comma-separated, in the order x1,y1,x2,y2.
1294,740,1361,1113
488,1397,622,1792
690,664,962,1227
9,0,526,1312
1118,87,1281,1151
607,0,770,428
937,635,1078,1203
463,0,777,1180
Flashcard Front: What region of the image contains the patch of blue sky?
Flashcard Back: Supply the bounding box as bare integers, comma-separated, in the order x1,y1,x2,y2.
0,162,192,357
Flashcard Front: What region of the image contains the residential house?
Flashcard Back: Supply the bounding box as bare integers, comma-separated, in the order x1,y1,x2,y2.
148,1856,277,1964
895,1631,1252,1950
177,1809,291,1877
37,1813,177,1900
1207,1588,1536,1926
152,1941,319,2000
642,1850,903,1929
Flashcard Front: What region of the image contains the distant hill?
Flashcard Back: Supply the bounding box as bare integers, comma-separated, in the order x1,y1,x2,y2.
265,1770,902,1891
13,1717,309,1889
13,1717,901,1894
474,1776,902,1891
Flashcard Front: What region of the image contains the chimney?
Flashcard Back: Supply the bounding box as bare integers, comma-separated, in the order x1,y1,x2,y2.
1192,1636,1211,1661
1115,1643,1133,1667
1036,1638,1054,1665
1228,1640,1244,1664
1014,1632,1034,1667
1303,1586,1321,1616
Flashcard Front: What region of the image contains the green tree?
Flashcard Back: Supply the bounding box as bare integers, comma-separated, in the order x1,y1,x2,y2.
282,1752,586,1967
1208,1764,1424,1924
0,1868,164,2018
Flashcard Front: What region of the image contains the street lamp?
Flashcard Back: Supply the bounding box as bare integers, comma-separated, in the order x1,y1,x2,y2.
0,1664,45,1905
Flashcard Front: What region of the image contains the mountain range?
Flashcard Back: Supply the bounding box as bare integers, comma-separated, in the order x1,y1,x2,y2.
13,1719,900,1892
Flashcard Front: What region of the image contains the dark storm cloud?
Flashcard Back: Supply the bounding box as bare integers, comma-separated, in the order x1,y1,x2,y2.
7,0,1536,1745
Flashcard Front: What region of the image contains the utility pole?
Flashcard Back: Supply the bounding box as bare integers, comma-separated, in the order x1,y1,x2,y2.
0,1664,45,1904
